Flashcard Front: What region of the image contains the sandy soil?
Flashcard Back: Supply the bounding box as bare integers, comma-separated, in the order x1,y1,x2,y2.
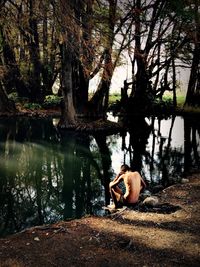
0,172,200,267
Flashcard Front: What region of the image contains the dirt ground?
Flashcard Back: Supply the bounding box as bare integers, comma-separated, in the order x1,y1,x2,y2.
0,173,200,267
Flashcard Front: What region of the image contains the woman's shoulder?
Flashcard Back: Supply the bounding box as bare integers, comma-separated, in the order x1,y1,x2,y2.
130,171,142,178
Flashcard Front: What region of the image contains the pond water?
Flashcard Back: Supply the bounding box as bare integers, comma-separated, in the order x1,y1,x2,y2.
0,114,199,236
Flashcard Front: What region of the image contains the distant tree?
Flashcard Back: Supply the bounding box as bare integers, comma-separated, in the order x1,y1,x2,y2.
56,0,127,124
0,0,60,102
89,0,118,117
120,0,191,113
0,83,16,112
184,0,200,107
0,9,29,97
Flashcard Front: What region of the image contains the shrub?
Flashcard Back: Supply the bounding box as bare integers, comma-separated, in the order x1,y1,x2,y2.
42,95,62,108
23,103,42,110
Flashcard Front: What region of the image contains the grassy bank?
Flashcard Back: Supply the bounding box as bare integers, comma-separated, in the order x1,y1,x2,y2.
109,93,200,115
7,93,200,116
164,94,200,114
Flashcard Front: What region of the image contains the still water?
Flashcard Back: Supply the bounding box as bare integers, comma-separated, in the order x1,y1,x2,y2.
0,115,199,236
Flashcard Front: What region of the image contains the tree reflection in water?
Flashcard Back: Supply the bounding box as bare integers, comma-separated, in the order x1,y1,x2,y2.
0,115,199,236
184,116,200,175
121,115,199,187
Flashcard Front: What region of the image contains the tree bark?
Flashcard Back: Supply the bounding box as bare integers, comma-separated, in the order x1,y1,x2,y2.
41,3,58,96
0,26,29,97
28,0,42,102
58,43,76,127
182,1,199,107
89,0,117,117
72,0,94,115
0,83,16,112
184,43,200,106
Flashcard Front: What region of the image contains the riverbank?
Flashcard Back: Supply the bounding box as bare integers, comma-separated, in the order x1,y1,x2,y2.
0,172,200,267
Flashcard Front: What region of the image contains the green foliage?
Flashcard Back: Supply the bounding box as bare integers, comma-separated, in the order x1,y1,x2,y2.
7,89,65,112
166,0,194,22
42,95,62,108
8,92,18,101
23,103,42,110
151,98,174,115
43,64,53,75
8,92,29,104
163,94,185,107
109,93,121,104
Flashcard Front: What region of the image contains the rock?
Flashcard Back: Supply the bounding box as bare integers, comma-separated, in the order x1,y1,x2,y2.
142,196,159,207
140,190,151,201
181,178,189,184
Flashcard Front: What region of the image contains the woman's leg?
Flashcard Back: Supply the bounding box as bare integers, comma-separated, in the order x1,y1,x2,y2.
114,186,123,195
110,188,122,208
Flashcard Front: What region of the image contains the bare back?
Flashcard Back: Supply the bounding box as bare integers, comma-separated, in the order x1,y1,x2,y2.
123,171,143,203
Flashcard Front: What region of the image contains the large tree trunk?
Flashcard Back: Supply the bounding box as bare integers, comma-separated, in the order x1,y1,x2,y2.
184,1,200,107
128,0,164,113
72,58,89,115
72,0,93,116
41,3,49,95
41,3,58,96
28,0,42,102
184,2,200,107
58,43,76,127
129,0,150,111
89,0,117,118
89,47,114,118
184,43,200,106
56,0,77,127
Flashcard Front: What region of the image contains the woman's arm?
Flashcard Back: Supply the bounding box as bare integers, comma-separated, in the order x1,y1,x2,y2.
110,174,124,188
112,171,125,183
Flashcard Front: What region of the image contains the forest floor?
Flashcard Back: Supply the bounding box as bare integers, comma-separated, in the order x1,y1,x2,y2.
0,172,200,267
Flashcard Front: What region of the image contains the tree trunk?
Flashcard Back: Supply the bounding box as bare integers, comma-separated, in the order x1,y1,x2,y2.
172,56,177,107
130,0,149,110
41,4,49,95
184,43,200,106
28,0,42,102
0,26,29,97
89,0,117,117
40,3,58,96
72,58,89,115
184,1,200,107
72,0,93,115
58,43,76,127
0,83,16,112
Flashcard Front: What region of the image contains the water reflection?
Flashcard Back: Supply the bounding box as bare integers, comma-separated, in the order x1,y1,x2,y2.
119,115,199,187
0,115,199,236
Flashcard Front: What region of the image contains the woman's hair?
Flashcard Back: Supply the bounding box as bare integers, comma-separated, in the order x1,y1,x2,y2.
120,164,130,172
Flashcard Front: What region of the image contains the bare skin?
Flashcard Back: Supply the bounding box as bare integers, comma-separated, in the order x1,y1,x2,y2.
109,169,146,208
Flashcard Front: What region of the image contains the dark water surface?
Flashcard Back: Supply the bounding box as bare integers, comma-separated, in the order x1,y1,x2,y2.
0,115,199,236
